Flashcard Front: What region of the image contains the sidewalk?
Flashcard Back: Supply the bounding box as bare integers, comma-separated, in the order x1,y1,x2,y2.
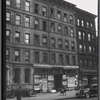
7,90,77,100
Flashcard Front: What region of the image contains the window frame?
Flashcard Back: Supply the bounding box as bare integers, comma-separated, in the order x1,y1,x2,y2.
25,16,30,27
16,14,21,25
15,31,20,43
15,49,20,62
25,1,30,11
25,33,30,44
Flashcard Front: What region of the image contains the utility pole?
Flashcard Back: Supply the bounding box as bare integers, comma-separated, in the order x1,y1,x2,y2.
98,0,100,100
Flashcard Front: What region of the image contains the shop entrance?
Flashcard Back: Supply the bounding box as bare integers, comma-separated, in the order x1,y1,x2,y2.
54,74,62,91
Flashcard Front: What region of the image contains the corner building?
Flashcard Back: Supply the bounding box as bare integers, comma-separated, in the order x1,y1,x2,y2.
6,0,78,94
75,8,98,85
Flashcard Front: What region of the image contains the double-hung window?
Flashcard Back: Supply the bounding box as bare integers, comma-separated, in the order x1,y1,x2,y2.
25,33,30,44
15,49,20,61
35,19,39,29
25,16,30,27
16,0,21,8
16,14,21,25
6,11,11,22
15,31,20,43
42,6,47,16
25,1,30,11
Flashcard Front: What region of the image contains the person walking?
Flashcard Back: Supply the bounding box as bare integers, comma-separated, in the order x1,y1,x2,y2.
16,86,21,100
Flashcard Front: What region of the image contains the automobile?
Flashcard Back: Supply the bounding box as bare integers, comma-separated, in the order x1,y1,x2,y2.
76,84,98,98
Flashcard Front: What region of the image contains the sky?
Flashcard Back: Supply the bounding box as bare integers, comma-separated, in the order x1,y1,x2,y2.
64,0,98,34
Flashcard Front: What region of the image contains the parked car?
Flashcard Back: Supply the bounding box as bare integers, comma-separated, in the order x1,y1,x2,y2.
76,84,98,98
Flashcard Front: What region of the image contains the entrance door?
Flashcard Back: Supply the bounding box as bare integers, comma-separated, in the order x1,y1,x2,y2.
54,75,62,91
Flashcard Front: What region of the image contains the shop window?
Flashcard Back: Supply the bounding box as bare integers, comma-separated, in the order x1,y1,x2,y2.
42,6,47,16
72,56,76,65
35,3,39,14
25,33,30,44
35,52,39,63
14,68,20,83
51,38,55,48
16,14,21,25
43,53,48,64
16,0,21,8
25,68,30,83
70,28,74,37
57,10,61,19
6,11,11,22
64,27,68,36
69,15,73,24
58,39,63,49
50,8,54,18
59,54,63,65
25,50,30,62
15,49,20,61
78,31,81,39
66,55,70,65
43,21,47,31
64,13,67,22
6,29,10,42
34,19,39,29
15,31,20,43
42,36,47,47
58,25,62,34
51,22,55,32
65,40,69,50
25,16,30,27
71,42,75,51
6,48,10,61
25,1,30,11
34,35,39,46
6,0,11,6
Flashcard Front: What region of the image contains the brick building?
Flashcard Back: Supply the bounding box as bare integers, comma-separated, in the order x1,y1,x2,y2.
75,8,98,85
6,0,79,93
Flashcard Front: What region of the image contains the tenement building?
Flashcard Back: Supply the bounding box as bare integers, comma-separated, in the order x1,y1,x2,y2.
75,8,98,85
6,0,79,94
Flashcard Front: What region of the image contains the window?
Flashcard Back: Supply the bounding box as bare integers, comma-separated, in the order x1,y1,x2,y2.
83,32,86,40
15,31,20,43
90,23,93,29
25,33,30,44
6,66,10,85
51,38,55,48
77,19,80,26
42,6,47,16
59,54,63,64
65,40,69,50
43,53,48,63
81,20,84,27
70,28,74,37
25,1,30,11
64,27,68,36
25,50,30,62
6,11,11,21
16,0,21,8
89,60,93,68
71,42,75,51
35,19,39,29
70,15,73,24
93,46,95,52
79,60,83,68
66,55,70,65
89,46,92,52
42,36,47,47
6,29,10,42
6,0,10,5
57,10,61,19
84,45,86,53
15,49,20,61
88,34,91,41
25,69,30,83
51,22,55,32
87,22,89,28
50,8,54,18
16,14,21,25
64,13,67,22
58,39,62,49
79,44,82,52
25,16,30,27
35,52,39,63
34,35,39,46
14,68,20,83
92,34,95,42
6,48,10,61
58,25,62,34
43,21,47,31
84,60,87,68
51,53,56,64
78,31,81,39
35,3,39,14
72,56,76,65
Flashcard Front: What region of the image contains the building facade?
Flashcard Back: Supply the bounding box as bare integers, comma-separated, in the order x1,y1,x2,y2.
6,0,78,93
75,8,98,85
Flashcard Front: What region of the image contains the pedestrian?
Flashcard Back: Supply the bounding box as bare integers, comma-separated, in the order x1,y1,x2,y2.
16,86,21,100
